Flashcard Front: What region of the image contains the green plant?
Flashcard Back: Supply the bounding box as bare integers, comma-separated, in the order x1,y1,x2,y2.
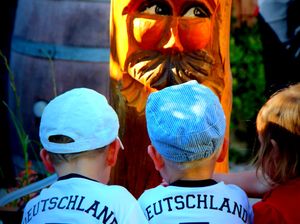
0,51,43,208
0,51,31,186
229,22,266,158
0,51,55,207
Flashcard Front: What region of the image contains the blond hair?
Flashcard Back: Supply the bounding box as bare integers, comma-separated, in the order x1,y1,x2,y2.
164,147,221,171
46,135,107,165
164,158,205,171
254,83,300,185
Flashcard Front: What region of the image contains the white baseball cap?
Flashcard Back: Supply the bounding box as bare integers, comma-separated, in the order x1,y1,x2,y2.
39,88,120,153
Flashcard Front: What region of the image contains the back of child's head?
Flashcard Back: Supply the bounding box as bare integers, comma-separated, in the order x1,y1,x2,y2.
255,83,300,184
39,88,120,163
145,80,226,165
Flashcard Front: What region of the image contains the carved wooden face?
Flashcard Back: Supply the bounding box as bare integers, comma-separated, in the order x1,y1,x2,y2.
111,0,231,108
110,0,232,174
127,0,215,51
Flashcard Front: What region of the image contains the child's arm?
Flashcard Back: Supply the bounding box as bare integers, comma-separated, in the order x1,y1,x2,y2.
214,170,272,198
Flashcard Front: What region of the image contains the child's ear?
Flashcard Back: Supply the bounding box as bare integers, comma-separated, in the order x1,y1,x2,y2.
106,139,120,167
270,139,280,159
147,145,165,171
40,149,55,173
217,138,228,163
270,139,279,149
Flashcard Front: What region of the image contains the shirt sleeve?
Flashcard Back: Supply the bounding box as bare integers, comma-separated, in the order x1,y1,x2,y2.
113,187,148,224
122,195,149,224
253,201,286,224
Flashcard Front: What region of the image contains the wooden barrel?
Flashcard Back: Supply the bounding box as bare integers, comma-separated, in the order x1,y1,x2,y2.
9,0,110,173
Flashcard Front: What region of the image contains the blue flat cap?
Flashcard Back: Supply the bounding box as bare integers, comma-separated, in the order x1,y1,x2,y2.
146,80,226,162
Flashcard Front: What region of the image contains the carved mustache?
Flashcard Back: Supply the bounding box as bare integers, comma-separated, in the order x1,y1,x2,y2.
125,50,215,90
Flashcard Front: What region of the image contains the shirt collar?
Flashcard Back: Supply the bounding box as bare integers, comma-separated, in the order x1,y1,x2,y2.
170,179,218,187
58,173,98,183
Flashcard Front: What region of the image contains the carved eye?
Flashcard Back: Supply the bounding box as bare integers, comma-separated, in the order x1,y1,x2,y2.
183,4,211,18
139,1,172,16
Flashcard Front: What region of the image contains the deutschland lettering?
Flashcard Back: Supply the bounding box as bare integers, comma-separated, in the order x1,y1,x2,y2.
22,195,117,224
145,194,248,223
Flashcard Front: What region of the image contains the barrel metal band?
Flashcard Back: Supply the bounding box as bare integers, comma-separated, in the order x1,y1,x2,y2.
11,37,109,62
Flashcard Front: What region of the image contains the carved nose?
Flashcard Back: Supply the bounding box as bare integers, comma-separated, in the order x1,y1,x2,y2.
163,28,184,52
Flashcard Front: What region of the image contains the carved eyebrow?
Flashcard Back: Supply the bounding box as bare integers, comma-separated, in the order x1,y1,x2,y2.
205,0,217,10
123,0,217,15
184,0,217,12
122,0,160,15
138,0,172,15
138,0,168,11
181,2,212,17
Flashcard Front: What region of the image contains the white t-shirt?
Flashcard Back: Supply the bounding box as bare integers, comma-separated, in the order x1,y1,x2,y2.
138,179,254,224
22,174,148,224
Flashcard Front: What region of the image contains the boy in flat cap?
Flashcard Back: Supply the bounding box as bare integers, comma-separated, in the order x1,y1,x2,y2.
22,88,148,224
139,80,253,224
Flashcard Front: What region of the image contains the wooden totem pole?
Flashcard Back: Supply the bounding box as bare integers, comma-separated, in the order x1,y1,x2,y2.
110,0,232,197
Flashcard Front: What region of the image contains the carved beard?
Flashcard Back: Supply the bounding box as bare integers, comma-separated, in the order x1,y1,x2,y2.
125,50,222,93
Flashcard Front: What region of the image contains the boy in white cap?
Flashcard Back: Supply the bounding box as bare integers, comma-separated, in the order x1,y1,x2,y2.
139,80,253,224
21,88,148,224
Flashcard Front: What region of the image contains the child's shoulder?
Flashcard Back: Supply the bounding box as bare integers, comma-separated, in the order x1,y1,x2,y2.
138,185,166,200
138,182,246,198
139,182,247,196
103,184,138,200
51,177,136,200
220,182,249,197
104,184,132,194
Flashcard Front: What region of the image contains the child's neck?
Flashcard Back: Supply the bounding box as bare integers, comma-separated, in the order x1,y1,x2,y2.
165,164,215,184
55,156,110,184
180,168,213,181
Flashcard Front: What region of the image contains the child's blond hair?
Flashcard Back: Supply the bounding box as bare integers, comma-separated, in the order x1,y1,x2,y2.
254,83,300,185
47,135,106,165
